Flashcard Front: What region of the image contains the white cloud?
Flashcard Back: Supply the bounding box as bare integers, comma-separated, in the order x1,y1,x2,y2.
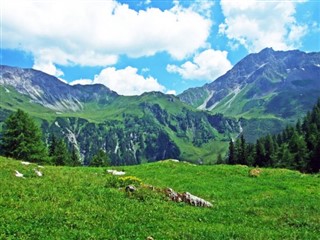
219,0,308,52
70,66,165,96
167,49,232,81
166,90,177,95
33,60,64,78
2,0,211,71
69,79,93,86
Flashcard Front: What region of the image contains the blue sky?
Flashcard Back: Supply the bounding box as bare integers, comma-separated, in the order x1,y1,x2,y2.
1,0,320,95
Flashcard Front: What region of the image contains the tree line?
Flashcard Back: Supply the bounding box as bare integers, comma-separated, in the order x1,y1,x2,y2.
227,99,320,173
0,109,109,167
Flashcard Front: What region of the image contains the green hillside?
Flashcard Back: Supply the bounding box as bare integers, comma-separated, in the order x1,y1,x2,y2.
1,157,319,239
0,86,239,164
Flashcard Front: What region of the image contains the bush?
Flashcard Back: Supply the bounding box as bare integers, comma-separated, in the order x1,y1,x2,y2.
105,176,142,188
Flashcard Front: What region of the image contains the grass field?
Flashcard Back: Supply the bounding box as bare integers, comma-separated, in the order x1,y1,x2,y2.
1,157,319,239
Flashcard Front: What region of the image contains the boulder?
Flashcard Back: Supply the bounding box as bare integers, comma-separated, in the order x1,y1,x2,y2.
125,185,137,192
165,188,212,207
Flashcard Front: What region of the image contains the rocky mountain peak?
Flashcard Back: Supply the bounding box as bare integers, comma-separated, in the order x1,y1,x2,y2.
0,65,118,112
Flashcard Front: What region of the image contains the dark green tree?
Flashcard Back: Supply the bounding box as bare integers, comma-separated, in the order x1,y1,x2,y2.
264,135,275,167
216,153,224,164
309,140,320,173
0,109,49,163
52,139,70,166
70,145,81,166
228,139,236,165
89,149,109,167
254,139,265,167
48,133,57,157
239,134,248,165
288,132,309,171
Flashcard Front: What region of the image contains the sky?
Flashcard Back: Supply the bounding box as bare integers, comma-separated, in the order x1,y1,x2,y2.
1,0,320,96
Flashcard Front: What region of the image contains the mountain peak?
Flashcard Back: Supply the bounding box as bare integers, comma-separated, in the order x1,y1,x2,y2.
0,65,118,112
260,47,274,54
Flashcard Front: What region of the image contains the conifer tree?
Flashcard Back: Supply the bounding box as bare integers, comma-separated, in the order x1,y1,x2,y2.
254,139,265,167
52,139,70,166
264,135,275,167
228,139,236,165
0,109,49,163
216,153,224,164
239,134,248,165
309,140,320,173
289,131,308,171
89,149,109,167
48,133,57,157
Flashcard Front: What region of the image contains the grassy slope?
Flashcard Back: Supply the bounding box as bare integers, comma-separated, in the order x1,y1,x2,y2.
1,157,319,239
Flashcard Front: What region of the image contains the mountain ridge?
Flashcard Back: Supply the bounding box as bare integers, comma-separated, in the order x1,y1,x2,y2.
179,48,320,114
0,65,118,112
178,48,320,141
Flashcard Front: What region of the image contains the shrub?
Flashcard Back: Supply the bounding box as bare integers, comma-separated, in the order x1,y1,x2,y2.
105,176,142,188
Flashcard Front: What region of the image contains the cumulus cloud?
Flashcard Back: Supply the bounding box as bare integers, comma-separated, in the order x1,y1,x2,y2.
33,60,64,78
166,90,177,95
2,0,211,73
219,0,308,52
167,49,232,81
69,79,93,86
70,66,165,96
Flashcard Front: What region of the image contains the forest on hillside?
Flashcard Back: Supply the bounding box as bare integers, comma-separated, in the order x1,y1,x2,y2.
227,99,320,173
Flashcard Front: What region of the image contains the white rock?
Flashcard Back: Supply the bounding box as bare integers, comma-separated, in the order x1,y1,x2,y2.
34,169,43,177
21,161,31,165
15,170,24,178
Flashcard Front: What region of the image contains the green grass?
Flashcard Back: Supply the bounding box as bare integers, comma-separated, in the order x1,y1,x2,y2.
1,157,319,239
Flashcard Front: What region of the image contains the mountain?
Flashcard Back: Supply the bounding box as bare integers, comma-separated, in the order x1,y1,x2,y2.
0,65,240,164
179,48,320,141
0,65,118,112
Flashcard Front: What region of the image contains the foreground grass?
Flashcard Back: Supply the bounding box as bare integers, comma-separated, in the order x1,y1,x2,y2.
1,157,319,239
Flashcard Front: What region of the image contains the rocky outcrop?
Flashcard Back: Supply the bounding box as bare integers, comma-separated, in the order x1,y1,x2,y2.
165,188,213,207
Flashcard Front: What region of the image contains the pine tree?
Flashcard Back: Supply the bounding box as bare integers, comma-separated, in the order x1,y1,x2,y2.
90,149,109,167
228,139,236,165
0,109,49,163
70,145,81,166
288,131,309,171
309,140,320,173
48,133,57,157
239,134,248,165
52,139,70,166
254,139,265,167
216,153,224,164
264,135,275,167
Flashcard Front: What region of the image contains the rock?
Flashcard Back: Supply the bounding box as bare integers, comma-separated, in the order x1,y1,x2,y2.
165,188,213,207
125,185,137,192
21,161,31,165
107,169,126,176
181,192,213,207
165,188,182,202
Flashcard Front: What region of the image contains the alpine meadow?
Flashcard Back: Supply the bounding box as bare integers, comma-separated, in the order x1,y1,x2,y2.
1,0,320,239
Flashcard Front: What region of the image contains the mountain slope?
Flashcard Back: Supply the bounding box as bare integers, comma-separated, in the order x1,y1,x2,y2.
179,48,320,141
0,65,118,112
0,66,240,164
1,157,319,239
